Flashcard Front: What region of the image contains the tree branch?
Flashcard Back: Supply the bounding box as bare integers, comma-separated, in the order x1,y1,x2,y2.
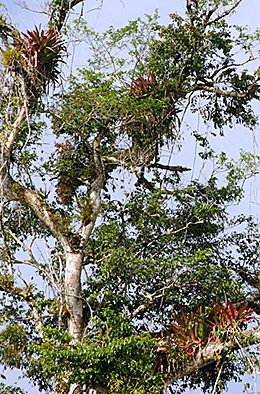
165,325,260,386
203,5,218,26
3,173,71,250
1,225,62,294
103,153,191,174
77,132,105,247
5,102,27,153
133,219,205,259
129,274,187,320
192,82,259,98
13,258,62,295
49,0,85,31
204,0,243,26
208,58,257,81
0,202,13,278
149,163,191,172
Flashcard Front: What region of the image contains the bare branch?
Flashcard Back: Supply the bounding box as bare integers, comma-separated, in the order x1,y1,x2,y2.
16,1,48,15
204,0,243,26
5,101,27,154
2,227,62,294
14,258,61,295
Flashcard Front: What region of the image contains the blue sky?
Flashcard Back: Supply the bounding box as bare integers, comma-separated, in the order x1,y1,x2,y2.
1,0,260,393
5,0,260,30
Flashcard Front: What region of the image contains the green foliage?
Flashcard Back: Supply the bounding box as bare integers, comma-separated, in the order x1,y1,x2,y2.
0,382,26,394
1,46,21,65
0,324,51,391
0,324,29,369
36,310,162,394
0,0,260,393
147,5,259,131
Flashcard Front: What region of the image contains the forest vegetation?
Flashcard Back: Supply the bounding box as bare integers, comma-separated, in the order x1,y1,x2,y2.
0,0,260,393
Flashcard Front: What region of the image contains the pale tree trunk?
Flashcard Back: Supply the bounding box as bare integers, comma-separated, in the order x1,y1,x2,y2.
54,251,84,394
65,250,84,342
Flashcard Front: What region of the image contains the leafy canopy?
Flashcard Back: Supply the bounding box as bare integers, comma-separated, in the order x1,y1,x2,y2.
0,0,260,393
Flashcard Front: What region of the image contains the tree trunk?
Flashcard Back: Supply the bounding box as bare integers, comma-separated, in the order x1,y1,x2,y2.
65,250,83,342
62,250,84,394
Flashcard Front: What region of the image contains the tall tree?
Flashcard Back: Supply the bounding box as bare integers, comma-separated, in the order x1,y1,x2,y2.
0,0,260,393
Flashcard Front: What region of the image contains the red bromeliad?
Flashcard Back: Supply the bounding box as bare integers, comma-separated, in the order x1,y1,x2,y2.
131,69,158,97
154,301,255,373
13,26,65,90
207,300,255,334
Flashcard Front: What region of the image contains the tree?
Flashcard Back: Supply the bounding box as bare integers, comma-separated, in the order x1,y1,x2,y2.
0,0,260,393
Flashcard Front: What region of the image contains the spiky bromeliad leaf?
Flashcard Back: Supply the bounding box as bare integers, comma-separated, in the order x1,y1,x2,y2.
12,26,65,91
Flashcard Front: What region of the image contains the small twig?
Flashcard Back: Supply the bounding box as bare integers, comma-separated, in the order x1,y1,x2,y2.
129,269,188,320
16,1,48,15
234,335,260,375
211,360,224,394
21,83,32,153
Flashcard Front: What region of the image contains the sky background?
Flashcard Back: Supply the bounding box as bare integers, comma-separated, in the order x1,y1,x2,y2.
1,0,260,393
